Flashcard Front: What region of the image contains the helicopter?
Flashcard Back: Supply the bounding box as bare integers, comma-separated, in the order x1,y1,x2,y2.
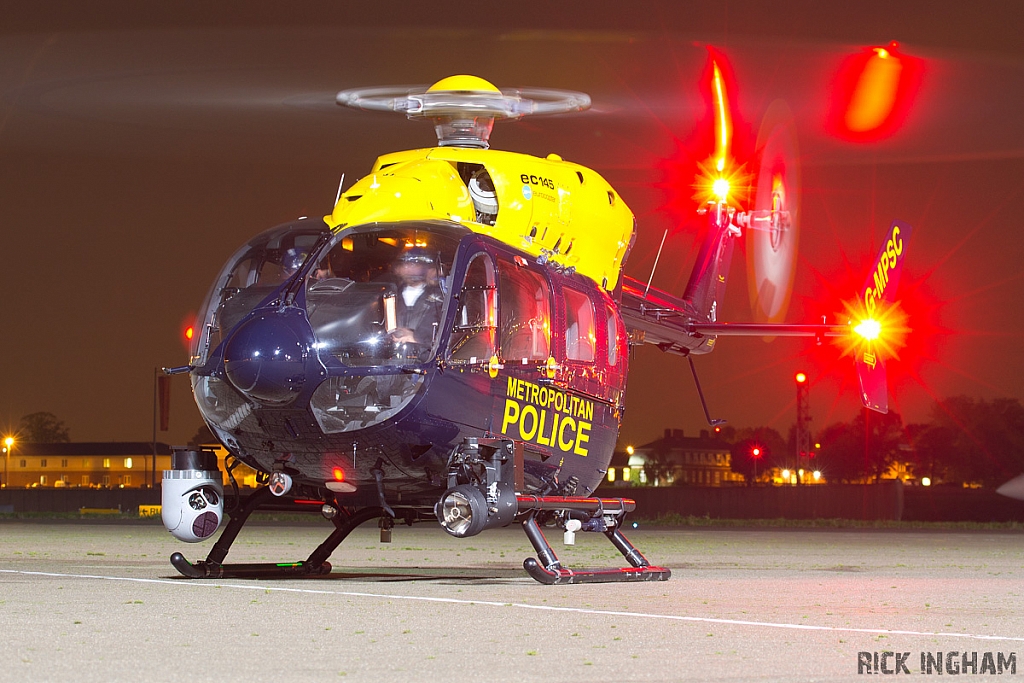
160,73,909,585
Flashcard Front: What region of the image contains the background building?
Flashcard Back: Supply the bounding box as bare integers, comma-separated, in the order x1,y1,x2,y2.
1,442,260,489
607,428,744,487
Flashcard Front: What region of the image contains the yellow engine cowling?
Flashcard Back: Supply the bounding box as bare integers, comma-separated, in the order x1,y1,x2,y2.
326,146,635,291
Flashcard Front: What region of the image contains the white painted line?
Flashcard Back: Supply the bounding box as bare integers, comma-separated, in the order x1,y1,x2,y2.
3,568,1023,643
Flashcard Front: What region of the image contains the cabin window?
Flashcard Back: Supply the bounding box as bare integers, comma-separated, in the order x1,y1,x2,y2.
563,288,596,362
448,253,497,362
498,259,551,362
606,304,620,367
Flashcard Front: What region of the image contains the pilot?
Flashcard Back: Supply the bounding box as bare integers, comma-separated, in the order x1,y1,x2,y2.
390,248,443,348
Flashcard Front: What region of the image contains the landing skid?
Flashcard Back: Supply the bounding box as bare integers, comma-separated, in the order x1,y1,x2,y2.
518,500,671,585
168,486,670,584
169,485,385,579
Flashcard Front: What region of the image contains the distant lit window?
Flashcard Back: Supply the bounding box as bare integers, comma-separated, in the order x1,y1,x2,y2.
124,458,133,469
123,475,131,486
40,459,47,468
82,459,90,468
607,468,616,483
60,475,69,484
82,475,90,486
639,469,648,484
19,459,26,468
61,459,68,468
622,466,631,482
40,475,47,485
103,458,111,469
102,475,110,486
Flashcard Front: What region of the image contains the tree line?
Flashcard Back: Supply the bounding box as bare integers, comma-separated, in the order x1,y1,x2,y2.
720,396,1024,488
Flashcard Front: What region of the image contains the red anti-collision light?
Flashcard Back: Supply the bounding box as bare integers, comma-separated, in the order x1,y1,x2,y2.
332,468,345,482
795,372,807,384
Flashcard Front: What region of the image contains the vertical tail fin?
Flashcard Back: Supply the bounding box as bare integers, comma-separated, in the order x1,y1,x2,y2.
856,220,912,413
682,210,738,321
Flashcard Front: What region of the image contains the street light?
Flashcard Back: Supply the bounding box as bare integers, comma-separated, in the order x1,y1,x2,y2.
750,446,762,485
3,436,13,488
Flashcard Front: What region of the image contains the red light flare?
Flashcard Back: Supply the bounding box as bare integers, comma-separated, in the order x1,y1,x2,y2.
332,467,345,482
656,47,754,225
180,312,197,352
827,42,925,143
796,253,950,420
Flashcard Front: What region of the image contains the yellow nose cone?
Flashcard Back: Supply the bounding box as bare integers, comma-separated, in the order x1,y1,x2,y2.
427,75,501,93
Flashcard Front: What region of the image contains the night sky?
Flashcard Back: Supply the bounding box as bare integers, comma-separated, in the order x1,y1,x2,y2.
2,1,1023,449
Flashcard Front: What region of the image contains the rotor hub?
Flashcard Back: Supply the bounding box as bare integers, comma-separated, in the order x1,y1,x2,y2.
337,75,591,149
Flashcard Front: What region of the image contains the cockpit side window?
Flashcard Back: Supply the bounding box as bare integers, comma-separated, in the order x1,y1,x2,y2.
498,258,551,362
564,287,596,363
448,253,497,363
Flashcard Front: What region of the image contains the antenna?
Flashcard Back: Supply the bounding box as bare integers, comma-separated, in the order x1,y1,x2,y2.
643,229,669,299
334,173,346,206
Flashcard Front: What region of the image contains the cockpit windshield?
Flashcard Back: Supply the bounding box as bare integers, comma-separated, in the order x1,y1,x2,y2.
304,224,465,366
191,220,328,366
192,220,467,370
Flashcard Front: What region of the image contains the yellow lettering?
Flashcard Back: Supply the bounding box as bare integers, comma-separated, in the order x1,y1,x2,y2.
554,391,565,412
516,379,525,401
864,287,876,316
507,376,516,398
536,410,551,446
501,399,520,434
886,239,896,268
520,404,539,441
530,383,540,405
892,225,902,256
558,416,576,451
585,400,593,422
574,420,592,456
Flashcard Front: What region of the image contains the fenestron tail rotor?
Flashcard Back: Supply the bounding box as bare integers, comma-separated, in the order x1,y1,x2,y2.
746,99,801,327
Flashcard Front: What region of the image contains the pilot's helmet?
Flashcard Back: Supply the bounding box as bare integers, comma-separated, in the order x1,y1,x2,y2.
397,247,435,266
